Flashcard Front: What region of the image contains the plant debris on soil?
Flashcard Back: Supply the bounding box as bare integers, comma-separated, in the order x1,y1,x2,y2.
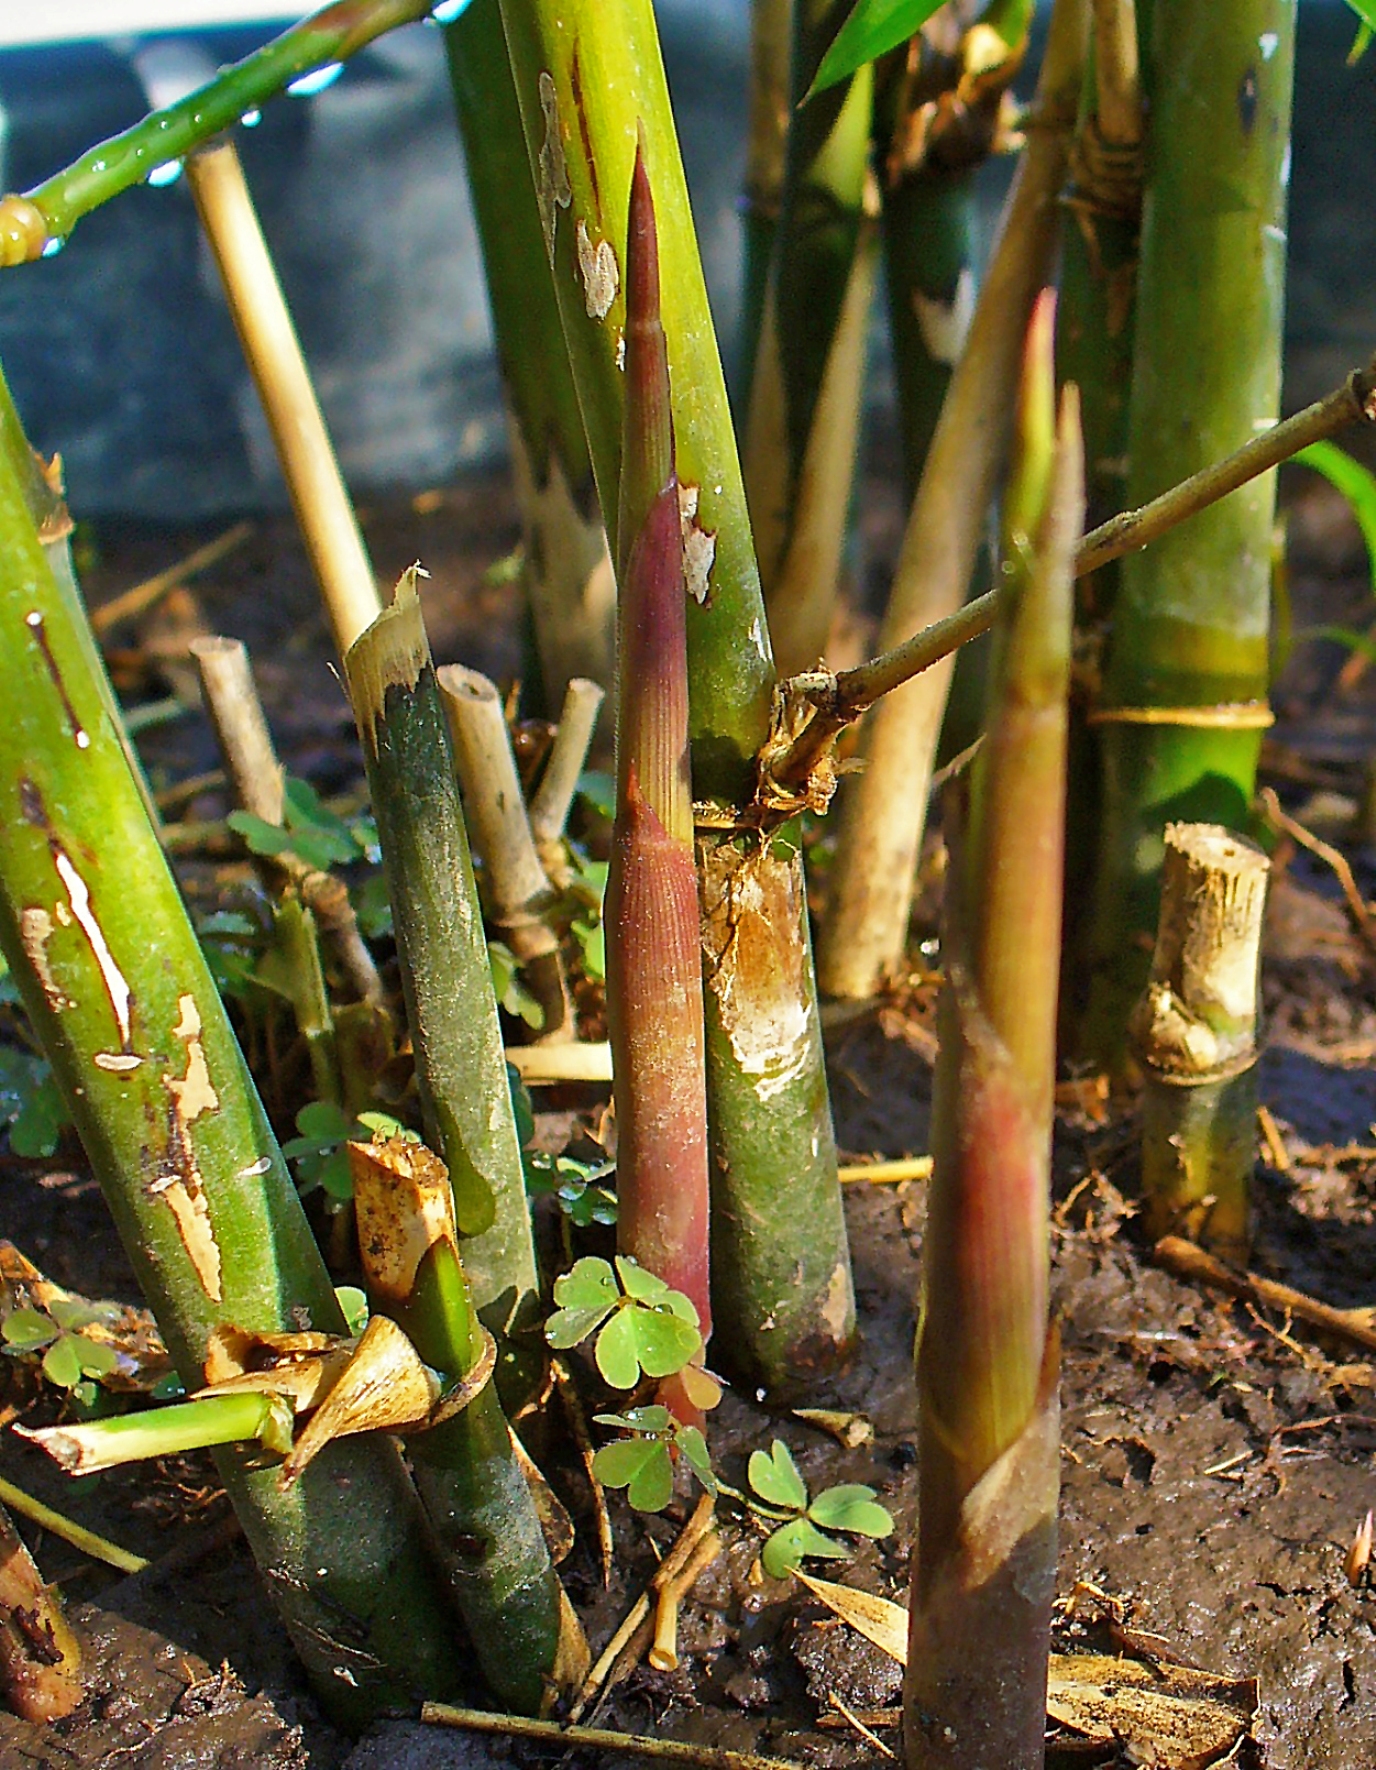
3,467,1376,1768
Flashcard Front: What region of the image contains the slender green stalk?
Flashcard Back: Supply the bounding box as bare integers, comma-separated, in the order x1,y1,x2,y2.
0,373,456,1725
605,150,711,1338
19,1392,292,1475
740,0,795,406
1084,0,1294,1058
0,0,435,263
906,299,1082,1769
745,0,876,677
350,1135,572,1715
818,0,1088,1001
344,572,540,1371
444,0,615,722
498,0,855,1394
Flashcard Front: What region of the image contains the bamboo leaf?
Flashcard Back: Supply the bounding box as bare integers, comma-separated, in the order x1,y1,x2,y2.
1294,441,1376,591
809,0,946,99
749,1440,808,1511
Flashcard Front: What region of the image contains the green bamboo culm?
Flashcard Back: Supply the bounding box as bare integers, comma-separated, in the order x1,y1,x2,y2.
1084,0,1294,1058
0,374,456,1726
744,0,876,678
349,1136,574,1715
444,0,615,723
497,0,855,1395
344,572,540,1382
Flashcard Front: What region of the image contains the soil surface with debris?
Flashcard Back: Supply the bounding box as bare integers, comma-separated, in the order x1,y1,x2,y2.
3,466,1376,1769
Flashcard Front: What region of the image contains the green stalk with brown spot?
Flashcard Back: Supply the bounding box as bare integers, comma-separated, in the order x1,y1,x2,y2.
744,0,876,677
606,149,710,1331
349,1136,575,1715
444,0,615,723
343,572,539,1381
497,0,855,1395
0,369,455,1726
1084,0,1294,1059
906,295,1082,1769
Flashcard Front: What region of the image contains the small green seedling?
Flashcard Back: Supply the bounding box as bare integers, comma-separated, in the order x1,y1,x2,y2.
591,1405,715,1512
745,1439,895,1579
229,773,372,873
2,1299,122,1403
282,1102,412,1201
488,941,544,1029
544,1254,702,1388
525,1152,617,1227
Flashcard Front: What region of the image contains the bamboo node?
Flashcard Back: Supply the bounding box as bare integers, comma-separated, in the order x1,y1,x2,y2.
1066,116,1143,221
429,1327,499,1425
1087,702,1274,731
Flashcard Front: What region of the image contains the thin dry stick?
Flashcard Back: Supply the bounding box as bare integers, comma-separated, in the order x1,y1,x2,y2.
552,1356,614,1587
421,1704,805,1770
838,1157,933,1184
91,521,254,636
1153,1235,1376,1356
505,1042,612,1084
1258,786,1376,955
185,140,380,655
191,636,384,1005
530,677,607,851
0,1474,146,1575
1078,354,1376,577
568,1495,716,1723
648,1529,723,1672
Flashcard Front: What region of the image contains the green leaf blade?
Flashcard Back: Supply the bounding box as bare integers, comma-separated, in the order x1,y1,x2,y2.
809,0,946,99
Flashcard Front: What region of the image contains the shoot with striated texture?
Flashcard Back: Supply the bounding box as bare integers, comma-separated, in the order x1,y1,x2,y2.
906,295,1083,1769
605,148,711,1349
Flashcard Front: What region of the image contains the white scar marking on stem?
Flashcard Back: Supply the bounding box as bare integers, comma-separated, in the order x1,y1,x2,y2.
678,484,716,605
19,907,68,1012
913,266,975,366
156,993,222,1301
237,1155,272,1179
52,849,131,1045
576,220,619,320
93,1052,142,1072
536,70,571,263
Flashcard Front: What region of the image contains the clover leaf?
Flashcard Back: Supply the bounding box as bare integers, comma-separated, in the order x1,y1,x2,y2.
544,1256,703,1389
748,1440,808,1511
745,1438,895,1578
592,1405,717,1513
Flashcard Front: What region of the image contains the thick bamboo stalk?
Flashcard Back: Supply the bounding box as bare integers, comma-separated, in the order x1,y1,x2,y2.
0,0,435,262
444,0,615,719
186,141,380,656
345,574,540,1364
0,378,455,1725
1085,0,1293,1057
906,314,1083,1770
1129,823,1268,1260
498,0,854,1393
818,0,1088,1000
349,1135,573,1715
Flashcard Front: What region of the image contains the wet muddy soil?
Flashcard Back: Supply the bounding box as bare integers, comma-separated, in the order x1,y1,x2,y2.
3,472,1376,1767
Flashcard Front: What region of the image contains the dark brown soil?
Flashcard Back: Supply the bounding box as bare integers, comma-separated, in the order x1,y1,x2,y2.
3,472,1376,1768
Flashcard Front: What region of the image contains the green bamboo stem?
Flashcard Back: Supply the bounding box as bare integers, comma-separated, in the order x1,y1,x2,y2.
1085,0,1294,1058
19,1392,292,1475
444,0,615,722
0,0,435,263
745,0,875,677
344,572,540,1369
906,307,1082,1770
349,1136,570,1716
605,151,711,1336
817,0,1088,1001
498,0,855,1394
740,0,795,406
1129,822,1268,1260
0,376,456,1725
0,1503,83,1723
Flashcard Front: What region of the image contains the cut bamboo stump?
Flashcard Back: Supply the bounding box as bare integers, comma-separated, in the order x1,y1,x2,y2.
1128,822,1269,1259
